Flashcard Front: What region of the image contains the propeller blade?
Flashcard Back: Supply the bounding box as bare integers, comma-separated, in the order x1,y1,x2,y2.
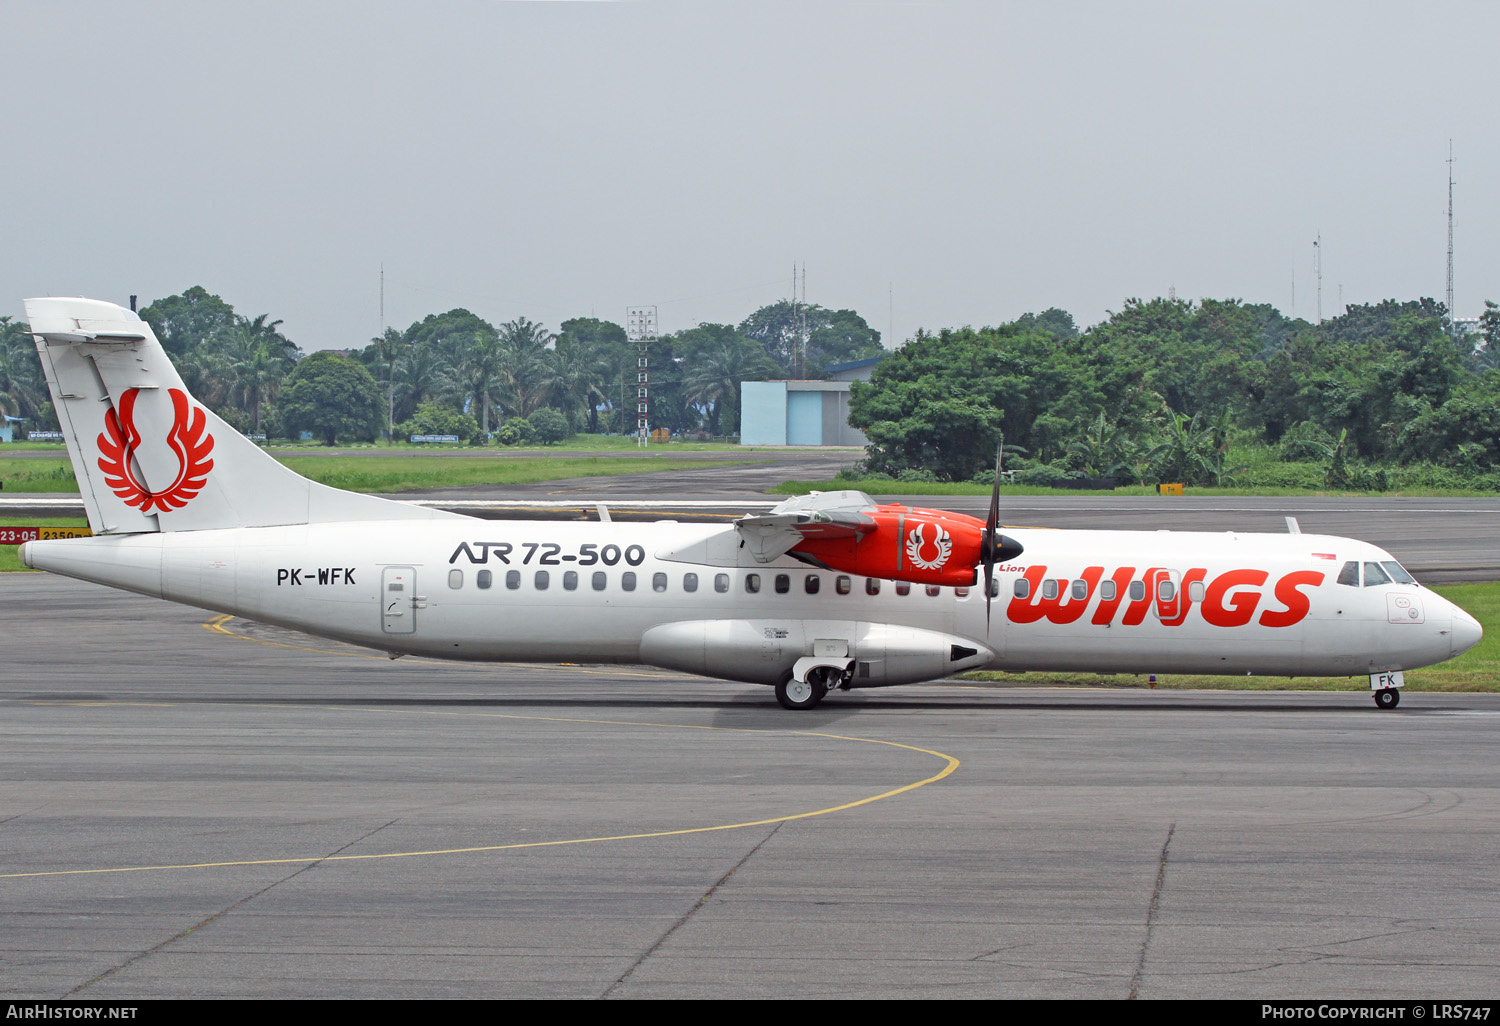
985,433,1003,630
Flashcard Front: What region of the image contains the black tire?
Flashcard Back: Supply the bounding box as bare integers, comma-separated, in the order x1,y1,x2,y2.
1374,688,1400,709
775,672,828,711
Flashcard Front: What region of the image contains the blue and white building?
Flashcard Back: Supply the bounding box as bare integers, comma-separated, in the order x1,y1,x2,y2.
739,356,883,447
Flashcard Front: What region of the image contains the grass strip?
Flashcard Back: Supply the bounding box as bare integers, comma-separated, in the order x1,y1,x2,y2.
1,454,752,495
774,477,1500,499
277,455,746,492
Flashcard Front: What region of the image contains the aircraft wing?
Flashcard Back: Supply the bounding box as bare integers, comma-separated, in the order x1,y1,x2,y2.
735,491,877,563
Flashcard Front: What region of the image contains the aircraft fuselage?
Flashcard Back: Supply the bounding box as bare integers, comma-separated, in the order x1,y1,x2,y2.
22,519,1477,687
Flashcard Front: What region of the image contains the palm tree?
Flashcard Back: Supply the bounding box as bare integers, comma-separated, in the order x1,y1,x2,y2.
229,344,283,435
393,341,452,424
0,317,48,423
497,318,556,419
458,330,505,440
682,335,779,436
550,332,611,433
371,327,406,443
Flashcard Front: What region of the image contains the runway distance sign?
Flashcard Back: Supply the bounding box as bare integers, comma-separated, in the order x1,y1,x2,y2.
0,526,93,545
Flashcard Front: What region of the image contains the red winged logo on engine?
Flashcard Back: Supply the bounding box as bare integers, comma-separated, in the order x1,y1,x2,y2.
97,388,215,512
904,522,953,571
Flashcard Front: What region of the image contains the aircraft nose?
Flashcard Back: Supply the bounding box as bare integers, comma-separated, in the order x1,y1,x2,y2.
1451,609,1483,658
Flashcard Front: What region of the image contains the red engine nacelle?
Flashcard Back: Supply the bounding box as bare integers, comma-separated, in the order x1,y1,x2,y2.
790,504,988,587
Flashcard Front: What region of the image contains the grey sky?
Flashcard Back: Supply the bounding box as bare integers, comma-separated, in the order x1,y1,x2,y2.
5,0,1495,351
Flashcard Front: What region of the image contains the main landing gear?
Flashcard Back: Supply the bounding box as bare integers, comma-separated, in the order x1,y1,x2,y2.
1374,688,1401,710
775,666,845,711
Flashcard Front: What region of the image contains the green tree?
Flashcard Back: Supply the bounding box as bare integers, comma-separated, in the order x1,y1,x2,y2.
552,318,619,433
370,327,407,441
1013,308,1080,339
0,316,48,425
678,324,779,436
212,314,299,435
556,317,628,432
1145,410,1235,486
497,416,535,446
457,329,504,440
739,300,883,378
139,286,236,359
396,401,480,445
496,317,555,418
391,341,452,425
1481,300,1500,354
1066,411,1139,482
276,352,382,445
529,407,570,445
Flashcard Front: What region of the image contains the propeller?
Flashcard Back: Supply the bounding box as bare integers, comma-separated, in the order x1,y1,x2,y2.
984,434,1003,630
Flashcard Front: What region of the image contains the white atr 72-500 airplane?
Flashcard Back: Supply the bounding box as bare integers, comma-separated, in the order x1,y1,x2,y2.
17,297,1483,710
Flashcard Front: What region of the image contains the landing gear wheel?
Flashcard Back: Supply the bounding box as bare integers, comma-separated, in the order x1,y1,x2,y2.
776,672,828,711
1374,688,1400,709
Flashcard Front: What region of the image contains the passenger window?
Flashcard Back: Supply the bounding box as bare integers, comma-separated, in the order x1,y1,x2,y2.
622,572,637,592
955,586,969,597
805,575,820,594
745,574,760,594
1129,580,1145,601
1363,562,1391,587
895,582,911,596
1188,581,1204,602
592,571,607,591
1071,579,1088,600
926,585,941,597
836,576,851,595
534,571,549,590
653,572,668,592
1382,561,1417,585
715,573,729,593
1100,581,1116,601
1042,579,1058,600
1337,560,1360,587
775,574,790,594
506,570,521,590
564,571,578,591
1158,580,1175,601
1014,579,1030,599
448,569,463,589
684,573,699,593
988,578,1000,598
866,578,881,595
477,569,492,590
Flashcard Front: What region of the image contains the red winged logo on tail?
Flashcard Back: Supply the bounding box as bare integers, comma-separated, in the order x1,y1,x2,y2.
97,388,215,512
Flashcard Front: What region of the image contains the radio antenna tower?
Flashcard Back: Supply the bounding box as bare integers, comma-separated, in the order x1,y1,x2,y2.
1313,234,1322,324
1446,140,1455,325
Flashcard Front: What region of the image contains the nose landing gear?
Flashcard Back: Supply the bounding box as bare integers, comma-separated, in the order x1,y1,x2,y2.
1374,688,1400,710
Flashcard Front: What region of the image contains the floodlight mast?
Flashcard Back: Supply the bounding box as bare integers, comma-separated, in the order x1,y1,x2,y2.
626,306,658,448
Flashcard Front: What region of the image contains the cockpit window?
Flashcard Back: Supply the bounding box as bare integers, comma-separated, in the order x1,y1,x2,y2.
1337,561,1360,587
1362,562,1392,587
1381,561,1417,585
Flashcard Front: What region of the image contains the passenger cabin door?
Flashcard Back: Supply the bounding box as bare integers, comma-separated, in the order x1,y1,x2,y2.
382,566,418,635
1153,569,1184,621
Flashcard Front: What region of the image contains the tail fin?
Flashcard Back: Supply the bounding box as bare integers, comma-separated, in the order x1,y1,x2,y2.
24,297,462,533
